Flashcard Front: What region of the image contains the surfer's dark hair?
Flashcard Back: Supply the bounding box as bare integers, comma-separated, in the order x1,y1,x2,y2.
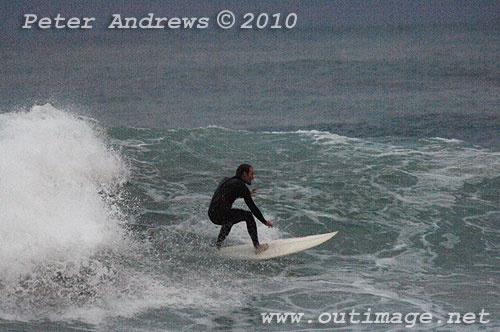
236,164,252,178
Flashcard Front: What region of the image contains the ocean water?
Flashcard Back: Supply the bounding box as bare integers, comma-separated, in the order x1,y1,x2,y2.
0,24,499,331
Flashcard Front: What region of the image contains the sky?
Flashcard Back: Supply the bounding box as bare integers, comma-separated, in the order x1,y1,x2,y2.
1,0,499,35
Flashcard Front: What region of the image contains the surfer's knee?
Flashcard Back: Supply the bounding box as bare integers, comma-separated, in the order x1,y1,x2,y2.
244,215,257,229
243,211,255,222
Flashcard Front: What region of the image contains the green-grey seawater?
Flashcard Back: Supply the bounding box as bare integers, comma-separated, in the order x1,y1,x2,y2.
0,23,498,331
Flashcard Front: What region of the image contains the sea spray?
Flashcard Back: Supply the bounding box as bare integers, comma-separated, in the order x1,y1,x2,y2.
0,104,129,279
0,105,162,322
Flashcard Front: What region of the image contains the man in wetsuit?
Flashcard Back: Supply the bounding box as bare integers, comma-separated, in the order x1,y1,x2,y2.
208,164,273,254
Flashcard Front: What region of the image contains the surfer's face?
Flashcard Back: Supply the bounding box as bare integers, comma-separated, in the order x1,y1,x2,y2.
242,167,254,185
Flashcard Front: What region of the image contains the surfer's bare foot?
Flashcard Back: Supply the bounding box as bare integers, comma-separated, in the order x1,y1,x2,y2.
255,243,269,254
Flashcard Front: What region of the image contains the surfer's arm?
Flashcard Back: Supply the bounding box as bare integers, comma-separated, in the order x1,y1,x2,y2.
243,188,267,224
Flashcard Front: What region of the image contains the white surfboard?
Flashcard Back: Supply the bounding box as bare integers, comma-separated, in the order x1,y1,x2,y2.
218,231,338,260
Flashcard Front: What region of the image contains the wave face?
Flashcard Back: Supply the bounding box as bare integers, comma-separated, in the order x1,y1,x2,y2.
107,122,498,331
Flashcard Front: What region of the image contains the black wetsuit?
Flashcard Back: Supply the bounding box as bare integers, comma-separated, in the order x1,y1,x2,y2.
208,176,267,248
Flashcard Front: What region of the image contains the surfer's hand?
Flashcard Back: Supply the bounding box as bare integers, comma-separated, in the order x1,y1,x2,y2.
251,188,258,197
265,220,273,228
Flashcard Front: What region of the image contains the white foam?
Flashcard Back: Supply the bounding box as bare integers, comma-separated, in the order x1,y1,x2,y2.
429,137,463,143
0,105,145,322
0,105,130,280
440,233,460,249
296,129,357,145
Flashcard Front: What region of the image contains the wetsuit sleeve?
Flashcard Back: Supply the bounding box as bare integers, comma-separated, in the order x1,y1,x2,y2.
242,187,267,224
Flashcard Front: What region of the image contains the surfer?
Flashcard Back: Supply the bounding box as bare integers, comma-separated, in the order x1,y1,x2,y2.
208,164,273,254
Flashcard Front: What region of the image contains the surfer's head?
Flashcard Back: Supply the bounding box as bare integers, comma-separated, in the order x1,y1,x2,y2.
236,163,254,185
